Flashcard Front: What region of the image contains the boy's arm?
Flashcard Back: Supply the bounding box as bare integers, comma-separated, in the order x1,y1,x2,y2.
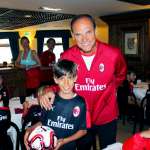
54,129,87,150
24,122,42,149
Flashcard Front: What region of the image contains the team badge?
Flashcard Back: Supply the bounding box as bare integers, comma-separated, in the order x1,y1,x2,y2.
73,106,80,117
99,63,104,72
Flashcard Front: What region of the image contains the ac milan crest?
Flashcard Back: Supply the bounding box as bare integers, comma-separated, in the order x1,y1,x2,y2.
73,106,80,117
99,63,104,72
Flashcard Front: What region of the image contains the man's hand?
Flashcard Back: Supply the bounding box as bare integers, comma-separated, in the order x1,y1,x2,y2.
140,129,150,138
38,89,55,110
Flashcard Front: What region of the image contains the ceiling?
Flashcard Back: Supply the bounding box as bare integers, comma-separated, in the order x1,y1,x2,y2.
0,0,150,30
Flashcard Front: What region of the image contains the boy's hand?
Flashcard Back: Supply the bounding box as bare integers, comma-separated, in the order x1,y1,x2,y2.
38,90,55,110
54,139,64,150
24,127,32,150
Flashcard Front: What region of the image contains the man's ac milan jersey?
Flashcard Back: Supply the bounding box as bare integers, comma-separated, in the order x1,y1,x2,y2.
61,40,127,126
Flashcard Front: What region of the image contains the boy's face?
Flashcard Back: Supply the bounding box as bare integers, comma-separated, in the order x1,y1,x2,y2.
54,74,77,96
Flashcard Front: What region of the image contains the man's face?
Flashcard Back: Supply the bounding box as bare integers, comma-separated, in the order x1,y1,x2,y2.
47,40,55,51
72,17,96,54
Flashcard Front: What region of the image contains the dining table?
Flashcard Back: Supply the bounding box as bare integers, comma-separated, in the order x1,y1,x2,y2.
133,82,149,104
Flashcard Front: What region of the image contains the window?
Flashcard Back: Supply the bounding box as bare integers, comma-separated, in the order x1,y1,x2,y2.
43,37,64,62
0,39,12,64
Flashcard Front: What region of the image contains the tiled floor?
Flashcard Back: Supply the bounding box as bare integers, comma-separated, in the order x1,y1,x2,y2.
117,119,133,143
95,119,143,150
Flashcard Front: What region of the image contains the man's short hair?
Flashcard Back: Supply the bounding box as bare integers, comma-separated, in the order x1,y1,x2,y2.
70,14,96,32
47,38,56,45
53,59,77,78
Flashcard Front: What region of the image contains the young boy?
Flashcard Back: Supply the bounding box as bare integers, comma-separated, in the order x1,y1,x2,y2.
24,59,87,150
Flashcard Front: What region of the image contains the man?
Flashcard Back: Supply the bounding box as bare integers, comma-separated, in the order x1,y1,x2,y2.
40,38,56,85
39,14,127,149
40,38,56,67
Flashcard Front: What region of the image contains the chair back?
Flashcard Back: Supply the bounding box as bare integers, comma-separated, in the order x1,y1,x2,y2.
141,90,150,123
0,107,20,150
0,107,10,133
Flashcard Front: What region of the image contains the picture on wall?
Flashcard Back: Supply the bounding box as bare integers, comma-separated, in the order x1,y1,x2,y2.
124,32,138,55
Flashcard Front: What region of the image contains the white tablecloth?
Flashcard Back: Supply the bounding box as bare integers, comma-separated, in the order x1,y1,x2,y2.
133,88,147,101
133,82,149,103
9,97,23,130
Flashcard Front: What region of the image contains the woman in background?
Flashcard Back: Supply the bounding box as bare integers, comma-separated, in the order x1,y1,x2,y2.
15,36,41,114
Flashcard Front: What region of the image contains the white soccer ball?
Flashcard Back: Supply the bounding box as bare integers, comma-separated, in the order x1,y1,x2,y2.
28,125,57,150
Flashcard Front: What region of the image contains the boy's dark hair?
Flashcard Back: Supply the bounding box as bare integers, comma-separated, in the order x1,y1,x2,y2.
47,38,56,44
20,36,29,44
53,59,77,78
71,14,96,32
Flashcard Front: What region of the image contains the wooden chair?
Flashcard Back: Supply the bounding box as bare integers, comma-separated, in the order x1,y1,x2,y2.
137,91,150,131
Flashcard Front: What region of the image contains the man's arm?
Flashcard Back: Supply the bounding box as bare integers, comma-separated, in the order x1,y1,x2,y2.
115,48,127,88
38,85,59,110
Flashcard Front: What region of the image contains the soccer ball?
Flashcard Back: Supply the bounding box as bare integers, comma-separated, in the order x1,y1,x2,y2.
28,126,57,150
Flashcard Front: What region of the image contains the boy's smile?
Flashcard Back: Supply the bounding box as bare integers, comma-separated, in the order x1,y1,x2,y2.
54,74,77,99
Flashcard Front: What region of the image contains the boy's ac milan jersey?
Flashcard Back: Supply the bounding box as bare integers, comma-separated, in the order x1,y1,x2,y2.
41,94,86,150
61,40,127,125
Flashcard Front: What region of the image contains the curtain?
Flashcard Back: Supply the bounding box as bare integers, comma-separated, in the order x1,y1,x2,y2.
35,30,71,55
0,32,20,61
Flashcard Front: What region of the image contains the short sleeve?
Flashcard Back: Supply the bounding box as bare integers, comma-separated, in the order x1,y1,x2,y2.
77,99,87,130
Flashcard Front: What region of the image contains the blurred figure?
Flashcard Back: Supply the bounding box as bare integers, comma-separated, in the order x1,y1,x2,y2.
123,129,150,150
117,71,137,122
40,38,56,67
127,71,137,94
15,36,41,113
0,75,12,149
40,38,56,86
0,75,9,107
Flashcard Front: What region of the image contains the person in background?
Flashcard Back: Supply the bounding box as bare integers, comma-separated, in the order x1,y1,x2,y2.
123,129,150,150
0,75,9,107
38,14,127,149
24,59,87,150
0,74,13,149
15,36,41,115
127,71,137,93
40,38,56,86
40,38,56,67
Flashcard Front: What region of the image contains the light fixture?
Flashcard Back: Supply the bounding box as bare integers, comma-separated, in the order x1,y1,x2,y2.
24,15,32,18
39,6,62,12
